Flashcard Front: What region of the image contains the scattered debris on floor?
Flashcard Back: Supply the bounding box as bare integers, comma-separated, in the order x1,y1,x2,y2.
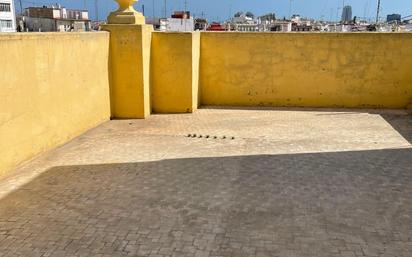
187,134,235,140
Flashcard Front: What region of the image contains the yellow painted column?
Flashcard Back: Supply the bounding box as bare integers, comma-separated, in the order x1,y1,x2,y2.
101,0,152,119
151,32,200,113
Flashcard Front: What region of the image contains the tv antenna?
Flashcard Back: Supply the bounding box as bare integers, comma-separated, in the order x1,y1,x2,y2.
164,0,167,18
184,0,188,31
94,0,99,21
18,0,23,14
152,0,155,21
376,0,381,24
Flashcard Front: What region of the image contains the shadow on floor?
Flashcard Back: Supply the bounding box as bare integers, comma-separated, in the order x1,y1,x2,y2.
381,113,412,144
0,148,411,257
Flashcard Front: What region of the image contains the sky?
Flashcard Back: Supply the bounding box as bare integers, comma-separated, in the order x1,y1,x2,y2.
18,0,412,22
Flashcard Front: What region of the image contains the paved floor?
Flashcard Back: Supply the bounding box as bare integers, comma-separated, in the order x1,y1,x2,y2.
0,108,411,257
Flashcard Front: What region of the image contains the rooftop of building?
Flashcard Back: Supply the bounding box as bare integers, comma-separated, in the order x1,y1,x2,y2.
1,2,412,255
0,108,411,256
25,6,88,12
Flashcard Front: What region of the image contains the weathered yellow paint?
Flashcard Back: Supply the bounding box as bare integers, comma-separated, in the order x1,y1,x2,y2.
102,24,153,118
200,33,412,109
2,31,412,177
0,33,111,176
151,32,200,113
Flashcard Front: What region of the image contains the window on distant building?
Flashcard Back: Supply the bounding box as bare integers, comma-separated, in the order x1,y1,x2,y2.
0,3,11,12
0,20,13,28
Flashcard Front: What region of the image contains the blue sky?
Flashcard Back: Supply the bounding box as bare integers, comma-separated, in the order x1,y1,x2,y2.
20,0,412,22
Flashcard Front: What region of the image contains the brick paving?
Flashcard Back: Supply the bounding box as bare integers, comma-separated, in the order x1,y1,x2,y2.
0,108,411,257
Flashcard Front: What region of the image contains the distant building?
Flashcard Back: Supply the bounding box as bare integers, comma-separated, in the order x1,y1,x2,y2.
171,11,190,19
341,5,352,23
291,14,301,23
194,18,207,31
256,13,276,32
206,22,226,31
234,23,259,32
336,24,353,32
270,20,292,32
146,17,161,30
387,14,401,23
24,5,90,32
0,0,16,32
401,21,412,32
160,11,194,32
166,18,194,32
229,12,260,31
232,12,254,24
292,23,312,32
258,13,276,22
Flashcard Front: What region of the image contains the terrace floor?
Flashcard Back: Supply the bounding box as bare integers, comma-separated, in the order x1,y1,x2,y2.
0,108,411,257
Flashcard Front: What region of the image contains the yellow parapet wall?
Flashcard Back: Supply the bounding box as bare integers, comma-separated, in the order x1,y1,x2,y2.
0,33,111,176
200,33,412,109
151,32,200,113
2,31,412,176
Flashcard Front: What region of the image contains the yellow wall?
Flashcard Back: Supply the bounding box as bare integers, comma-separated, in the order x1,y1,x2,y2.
0,32,111,176
151,32,200,113
102,24,153,119
2,31,412,176
200,33,412,109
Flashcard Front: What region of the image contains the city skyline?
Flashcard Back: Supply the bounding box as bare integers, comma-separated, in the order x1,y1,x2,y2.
16,0,412,21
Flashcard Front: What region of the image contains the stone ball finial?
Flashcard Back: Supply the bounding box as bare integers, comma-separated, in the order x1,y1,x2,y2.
116,0,137,10
108,0,145,24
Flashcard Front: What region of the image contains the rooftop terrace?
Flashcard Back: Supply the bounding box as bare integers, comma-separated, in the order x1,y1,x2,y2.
0,1,412,256
0,108,411,257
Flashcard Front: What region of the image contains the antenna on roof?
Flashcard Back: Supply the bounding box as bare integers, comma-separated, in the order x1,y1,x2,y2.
376,0,381,24
164,0,167,18
184,0,188,31
94,0,99,21
18,0,23,14
152,0,155,21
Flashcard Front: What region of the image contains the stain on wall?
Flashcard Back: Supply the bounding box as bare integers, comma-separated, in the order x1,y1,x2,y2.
200,33,412,109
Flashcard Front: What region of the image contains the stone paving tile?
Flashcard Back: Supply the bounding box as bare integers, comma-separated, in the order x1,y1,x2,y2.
0,108,411,257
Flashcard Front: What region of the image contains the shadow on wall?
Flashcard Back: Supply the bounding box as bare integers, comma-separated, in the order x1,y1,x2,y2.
0,149,411,256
